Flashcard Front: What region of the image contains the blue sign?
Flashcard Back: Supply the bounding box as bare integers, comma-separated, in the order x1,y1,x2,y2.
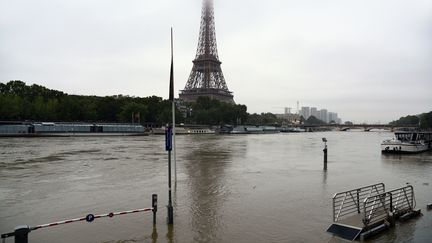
165,127,172,151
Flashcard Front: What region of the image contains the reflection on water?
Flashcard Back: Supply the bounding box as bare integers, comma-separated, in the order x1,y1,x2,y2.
182,136,236,242
0,132,431,243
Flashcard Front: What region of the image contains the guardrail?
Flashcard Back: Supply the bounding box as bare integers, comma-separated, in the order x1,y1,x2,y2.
329,184,420,240
332,183,385,222
1,194,157,243
363,185,415,227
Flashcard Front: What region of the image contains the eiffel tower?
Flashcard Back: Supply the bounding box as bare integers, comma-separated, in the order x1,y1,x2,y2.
179,0,234,103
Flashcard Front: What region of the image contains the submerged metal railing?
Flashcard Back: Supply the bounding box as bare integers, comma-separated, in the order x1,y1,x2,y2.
332,183,385,222
363,185,415,227
332,183,416,228
1,194,157,243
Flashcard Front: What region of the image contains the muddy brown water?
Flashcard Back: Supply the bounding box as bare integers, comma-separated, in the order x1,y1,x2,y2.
0,131,431,242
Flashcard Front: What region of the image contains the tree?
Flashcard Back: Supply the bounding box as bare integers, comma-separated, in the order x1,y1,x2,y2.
419,112,432,130
0,80,250,125
390,115,419,126
0,94,23,120
118,102,148,123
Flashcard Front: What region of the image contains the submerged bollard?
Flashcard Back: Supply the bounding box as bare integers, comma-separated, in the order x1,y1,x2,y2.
14,225,30,243
152,194,158,224
322,138,328,169
324,147,328,163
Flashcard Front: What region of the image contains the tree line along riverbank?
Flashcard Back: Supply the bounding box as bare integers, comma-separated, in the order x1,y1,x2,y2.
1,80,431,129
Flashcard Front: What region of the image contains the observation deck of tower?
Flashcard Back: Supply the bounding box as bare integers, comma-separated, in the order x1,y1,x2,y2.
179,0,235,104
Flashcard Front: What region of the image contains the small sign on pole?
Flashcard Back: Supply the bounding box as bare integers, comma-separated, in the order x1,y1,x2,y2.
165,127,172,151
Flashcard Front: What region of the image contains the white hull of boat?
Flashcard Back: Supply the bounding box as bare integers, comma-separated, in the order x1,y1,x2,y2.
381,141,430,153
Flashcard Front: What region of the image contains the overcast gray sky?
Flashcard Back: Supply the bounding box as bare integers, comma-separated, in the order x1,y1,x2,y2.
1,0,431,123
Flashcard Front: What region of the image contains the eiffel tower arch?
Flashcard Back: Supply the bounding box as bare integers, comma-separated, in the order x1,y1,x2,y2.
179,0,235,104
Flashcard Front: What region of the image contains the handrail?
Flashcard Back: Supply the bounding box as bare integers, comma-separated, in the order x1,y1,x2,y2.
332,183,385,222
363,185,415,227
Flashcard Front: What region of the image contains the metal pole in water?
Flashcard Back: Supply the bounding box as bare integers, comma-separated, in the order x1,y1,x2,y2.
324,146,328,163
322,138,328,170
167,27,175,225
165,126,174,224
170,28,177,185
167,150,174,224
152,194,158,225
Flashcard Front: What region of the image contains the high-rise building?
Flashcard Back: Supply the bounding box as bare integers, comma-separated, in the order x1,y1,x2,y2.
318,109,328,123
328,112,338,123
300,107,311,119
310,107,318,118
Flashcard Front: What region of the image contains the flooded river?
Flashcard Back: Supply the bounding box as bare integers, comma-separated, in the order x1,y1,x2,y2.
0,132,431,242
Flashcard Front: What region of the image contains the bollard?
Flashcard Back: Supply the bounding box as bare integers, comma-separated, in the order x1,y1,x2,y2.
14,225,30,243
322,138,328,170
323,146,328,164
167,205,174,225
152,194,158,224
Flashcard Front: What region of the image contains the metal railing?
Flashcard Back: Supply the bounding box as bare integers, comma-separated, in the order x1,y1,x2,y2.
332,183,385,222
363,185,415,227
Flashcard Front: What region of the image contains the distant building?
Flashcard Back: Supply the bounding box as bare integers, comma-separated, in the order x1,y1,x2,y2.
311,107,318,118
300,107,311,119
328,112,338,123
318,109,328,123
293,104,343,124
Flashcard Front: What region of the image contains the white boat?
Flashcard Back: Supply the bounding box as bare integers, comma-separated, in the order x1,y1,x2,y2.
229,126,264,134
381,131,432,153
280,127,306,133
180,127,215,134
152,126,215,135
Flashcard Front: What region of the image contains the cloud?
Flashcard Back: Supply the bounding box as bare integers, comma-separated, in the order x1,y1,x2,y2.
1,0,431,123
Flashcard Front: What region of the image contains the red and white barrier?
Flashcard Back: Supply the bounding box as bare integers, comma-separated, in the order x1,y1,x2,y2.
31,207,154,231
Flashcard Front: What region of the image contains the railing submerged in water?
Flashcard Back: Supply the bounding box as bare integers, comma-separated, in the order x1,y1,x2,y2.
363,185,416,226
332,183,385,223
1,194,158,243
328,183,420,241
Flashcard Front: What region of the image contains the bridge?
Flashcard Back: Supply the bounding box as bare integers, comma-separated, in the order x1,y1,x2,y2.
291,124,418,132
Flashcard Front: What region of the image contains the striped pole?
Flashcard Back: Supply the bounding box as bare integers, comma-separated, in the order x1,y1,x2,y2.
31,208,154,231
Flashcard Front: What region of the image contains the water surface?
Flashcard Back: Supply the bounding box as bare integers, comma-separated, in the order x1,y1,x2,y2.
0,132,431,242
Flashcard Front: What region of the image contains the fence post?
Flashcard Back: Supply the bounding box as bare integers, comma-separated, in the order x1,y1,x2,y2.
14,225,30,243
152,194,158,225
357,190,360,213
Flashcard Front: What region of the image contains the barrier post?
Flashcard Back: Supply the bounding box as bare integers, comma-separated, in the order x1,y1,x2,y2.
324,147,328,163
152,194,158,224
14,225,30,243
322,138,328,170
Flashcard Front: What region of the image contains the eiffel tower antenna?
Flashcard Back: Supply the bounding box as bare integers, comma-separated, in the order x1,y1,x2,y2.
179,0,234,103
